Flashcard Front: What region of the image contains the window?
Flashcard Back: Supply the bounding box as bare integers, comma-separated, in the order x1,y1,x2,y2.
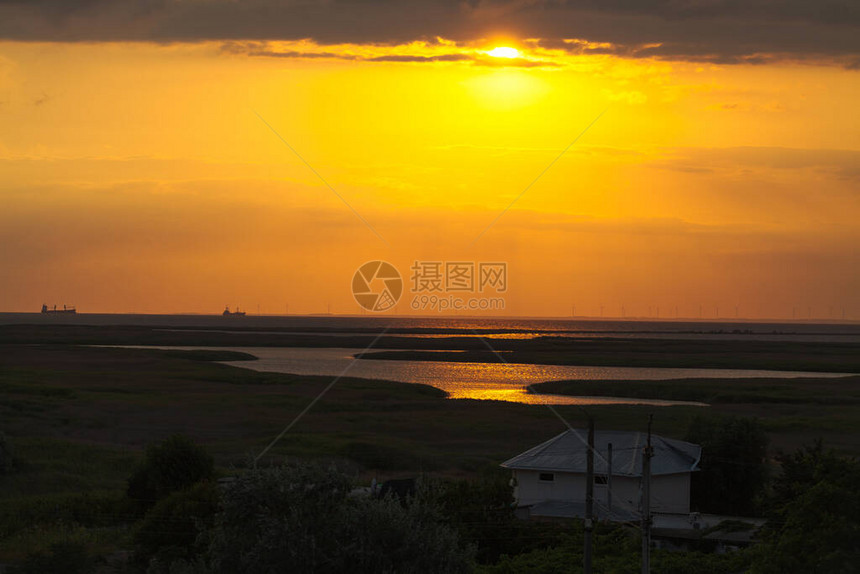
594,475,608,485
539,473,554,482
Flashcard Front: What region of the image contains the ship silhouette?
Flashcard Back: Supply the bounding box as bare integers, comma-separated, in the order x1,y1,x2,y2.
223,305,246,317
42,304,76,315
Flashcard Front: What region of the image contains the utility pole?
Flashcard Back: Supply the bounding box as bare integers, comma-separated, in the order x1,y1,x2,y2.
641,415,654,574
584,418,595,574
607,442,613,520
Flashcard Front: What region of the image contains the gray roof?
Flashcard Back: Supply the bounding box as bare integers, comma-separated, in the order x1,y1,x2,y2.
527,500,640,523
501,429,701,477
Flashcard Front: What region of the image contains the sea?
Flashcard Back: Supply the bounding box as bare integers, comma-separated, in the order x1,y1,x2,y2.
3,313,860,343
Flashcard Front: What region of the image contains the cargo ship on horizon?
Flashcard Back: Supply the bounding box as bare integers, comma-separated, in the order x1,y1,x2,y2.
223,305,246,317
41,304,76,314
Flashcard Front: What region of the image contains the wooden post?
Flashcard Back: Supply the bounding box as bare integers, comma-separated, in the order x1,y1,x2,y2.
641,415,654,574
607,442,613,520
584,419,594,574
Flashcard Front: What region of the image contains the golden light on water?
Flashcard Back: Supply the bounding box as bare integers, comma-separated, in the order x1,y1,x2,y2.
486,46,520,58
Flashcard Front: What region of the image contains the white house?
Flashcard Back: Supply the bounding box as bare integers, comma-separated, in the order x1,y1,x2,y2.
501,429,701,521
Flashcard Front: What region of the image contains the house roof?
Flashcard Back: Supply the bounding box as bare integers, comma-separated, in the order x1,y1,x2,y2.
527,500,640,523
501,429,701,477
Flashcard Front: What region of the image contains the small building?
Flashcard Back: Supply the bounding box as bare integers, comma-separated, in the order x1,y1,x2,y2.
501,429,701,521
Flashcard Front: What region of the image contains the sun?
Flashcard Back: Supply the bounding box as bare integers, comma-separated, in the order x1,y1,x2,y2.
486,46,520,59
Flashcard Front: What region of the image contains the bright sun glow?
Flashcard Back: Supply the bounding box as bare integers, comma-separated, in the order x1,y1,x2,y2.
486,46,519,58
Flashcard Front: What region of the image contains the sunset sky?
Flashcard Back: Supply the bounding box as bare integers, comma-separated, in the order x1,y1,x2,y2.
1,1,858,319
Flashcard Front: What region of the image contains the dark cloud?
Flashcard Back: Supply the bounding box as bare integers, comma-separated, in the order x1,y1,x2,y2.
366,53,559,66
367,53,473,62
221,40,559,66
219,42,361,60
0,0,858,65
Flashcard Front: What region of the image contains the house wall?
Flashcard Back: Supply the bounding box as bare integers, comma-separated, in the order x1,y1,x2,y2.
650,472,691,514
513,469,587,507
513,470,691,515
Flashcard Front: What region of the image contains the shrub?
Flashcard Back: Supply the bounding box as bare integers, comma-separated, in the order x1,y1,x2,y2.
0,431,14,474
201,462,474,573
685,415,768,515
134,481,221,566
8,541,98,574
751,442,860,573
127,435,214,512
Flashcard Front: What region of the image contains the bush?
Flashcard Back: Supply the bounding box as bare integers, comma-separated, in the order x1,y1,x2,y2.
201,462,474,573
8,541,99,574
134,481,221,567
751,442,860,573
0,431,14,474
478,528,752,574
685,415,768,515
438,472,526,564
127,435,214,511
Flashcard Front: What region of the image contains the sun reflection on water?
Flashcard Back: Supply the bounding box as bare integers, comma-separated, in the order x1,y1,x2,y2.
140,346,848,406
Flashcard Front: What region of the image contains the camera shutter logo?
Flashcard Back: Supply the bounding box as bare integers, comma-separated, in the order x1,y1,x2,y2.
352,261,403,312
